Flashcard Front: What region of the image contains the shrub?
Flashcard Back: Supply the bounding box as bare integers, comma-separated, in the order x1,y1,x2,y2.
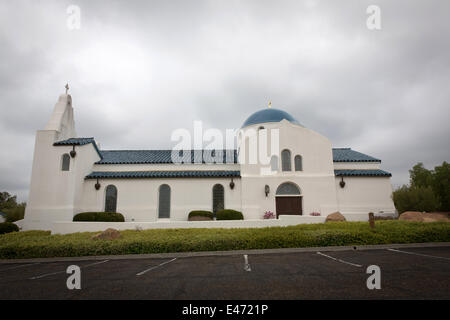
0,221,449,259
4,204,25,222
263,211,275,219
393,185,440,214
0,222,19,235
188,210,214,219
73,212,125,222
216,209,244,220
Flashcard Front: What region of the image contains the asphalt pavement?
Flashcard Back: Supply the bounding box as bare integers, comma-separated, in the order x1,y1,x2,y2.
0,245,449,299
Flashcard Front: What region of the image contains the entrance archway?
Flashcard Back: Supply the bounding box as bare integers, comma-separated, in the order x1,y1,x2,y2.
275,182,302,218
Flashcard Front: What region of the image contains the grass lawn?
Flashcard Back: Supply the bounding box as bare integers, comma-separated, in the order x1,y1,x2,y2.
0,221,449,259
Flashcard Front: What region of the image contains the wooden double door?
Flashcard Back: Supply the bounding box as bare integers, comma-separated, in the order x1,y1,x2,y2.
276,196,302,218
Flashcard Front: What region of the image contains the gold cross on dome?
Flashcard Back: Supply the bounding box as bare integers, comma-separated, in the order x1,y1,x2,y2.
268,101,272,109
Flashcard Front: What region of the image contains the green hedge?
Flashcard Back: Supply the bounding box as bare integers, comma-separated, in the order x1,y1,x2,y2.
0,221,449,259
73,212,125,222
216,209,244,220
188,210,214,219
0,222,19,235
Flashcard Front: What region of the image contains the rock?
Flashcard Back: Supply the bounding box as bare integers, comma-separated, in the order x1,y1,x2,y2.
399,211,424,222
91,228,122,240
423,212,450,222
325,212,346,222
399,211,450,222
188,216,213,221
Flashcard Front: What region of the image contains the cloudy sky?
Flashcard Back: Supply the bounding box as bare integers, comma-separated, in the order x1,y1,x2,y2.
1,0,449,202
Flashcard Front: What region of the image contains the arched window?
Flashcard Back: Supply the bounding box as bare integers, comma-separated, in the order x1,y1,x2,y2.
105,185,117,212
61,154,70,171
271,155,279,172
281,149,291,171
158,184,171,219
212,184,224,214
294,155,303,171
276,182,301,195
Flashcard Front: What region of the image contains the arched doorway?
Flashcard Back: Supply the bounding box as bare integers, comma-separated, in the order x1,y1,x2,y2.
275,182,302,218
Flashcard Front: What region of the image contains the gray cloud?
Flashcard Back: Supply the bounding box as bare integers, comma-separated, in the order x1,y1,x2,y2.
1,0,449,202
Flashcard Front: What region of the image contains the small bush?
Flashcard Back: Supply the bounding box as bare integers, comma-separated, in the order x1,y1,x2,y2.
4,204,25,222
73,212,125,222
0,222,19,235
188,210,214,219
393,185,440,214
216,209,244,220
263,211,275,219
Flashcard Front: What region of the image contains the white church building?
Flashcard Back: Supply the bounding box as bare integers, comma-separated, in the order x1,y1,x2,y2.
23,91,396,233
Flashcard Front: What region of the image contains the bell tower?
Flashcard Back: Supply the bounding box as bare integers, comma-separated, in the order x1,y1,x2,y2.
23,85,78,230
44,84,76,141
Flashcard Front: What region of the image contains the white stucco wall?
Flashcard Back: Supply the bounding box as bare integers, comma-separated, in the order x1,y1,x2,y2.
335,176,396,215
51,215,326,234
333,162,381,170
238,120,338,218
80,177,242,222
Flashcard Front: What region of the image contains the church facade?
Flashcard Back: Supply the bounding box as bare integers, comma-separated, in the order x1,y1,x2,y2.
23,92,396,231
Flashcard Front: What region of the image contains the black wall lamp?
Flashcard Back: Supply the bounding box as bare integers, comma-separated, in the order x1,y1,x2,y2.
229,178,235,190
70,145,77,158
95,178,101,190
339,176,346,188
265,185,270,197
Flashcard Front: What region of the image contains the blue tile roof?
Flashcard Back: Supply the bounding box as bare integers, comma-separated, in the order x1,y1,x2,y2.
53,137,102,160
54,137,96,146
85,170,241,179
332,148,380,162
334,169,391,177
54,138,381,165
242,108,302,128
97,150,238,164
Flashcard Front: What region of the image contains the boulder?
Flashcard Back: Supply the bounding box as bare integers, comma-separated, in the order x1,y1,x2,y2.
325,212,346,222
399,211,424,222
188,216,213,221
423,212,450,222
91,228,122,240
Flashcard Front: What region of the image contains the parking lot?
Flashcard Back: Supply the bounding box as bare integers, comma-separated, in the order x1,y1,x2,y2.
0,245,449,299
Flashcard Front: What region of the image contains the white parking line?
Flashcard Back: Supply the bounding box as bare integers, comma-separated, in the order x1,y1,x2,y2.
317,252,363,268
244,255,251,272
387,248,450,261
136,258,177,276
0,263,40,272
29,260,109,280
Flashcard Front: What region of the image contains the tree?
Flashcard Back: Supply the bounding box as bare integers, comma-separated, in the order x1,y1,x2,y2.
409,163,433,188
394,161,450,213
393,185,440,214
0,192,18,211
0,191,26,222
432,161,450,211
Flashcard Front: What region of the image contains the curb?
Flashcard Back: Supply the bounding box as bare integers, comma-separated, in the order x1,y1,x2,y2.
0,242,449,264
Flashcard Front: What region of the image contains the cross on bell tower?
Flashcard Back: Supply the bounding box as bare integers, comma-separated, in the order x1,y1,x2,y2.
65,83,69,94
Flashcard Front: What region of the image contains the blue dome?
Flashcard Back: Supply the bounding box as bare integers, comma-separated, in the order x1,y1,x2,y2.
242,108,301,128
